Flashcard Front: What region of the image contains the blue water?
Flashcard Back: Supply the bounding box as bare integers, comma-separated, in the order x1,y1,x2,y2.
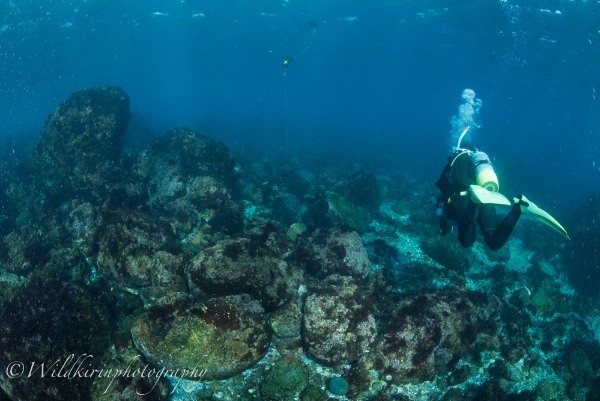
1,0,599,210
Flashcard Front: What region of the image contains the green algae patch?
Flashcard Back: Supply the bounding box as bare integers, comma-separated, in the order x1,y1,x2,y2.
286,222,307,242
131,294,271,380
326,191,369,233
260,359,309,400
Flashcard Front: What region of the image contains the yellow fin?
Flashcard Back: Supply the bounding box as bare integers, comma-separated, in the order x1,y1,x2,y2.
468,185,511,206
517,195,570,240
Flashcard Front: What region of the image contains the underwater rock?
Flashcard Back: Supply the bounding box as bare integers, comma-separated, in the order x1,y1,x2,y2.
496,305,535,364
260,358,309,400
306,190,369,233
368,236,458,293
240,162,310,211
469,380,515,400
186,238,298,310
148,250,187,297
325,191,369,232
132,127,243,240
26,86,130,201
302,275,376,366
95,209,180,288
374,289,502,384
271,193,305,227
0,197,15,238
186,233,303,311
300,385,328,401
586,378,600,401
0,269,24,305
527,277,572,317
258,164,311,200
0,278,110,401
0,151,18,237
66,200,102,256
339,169,382,213
244,164,309,226
271,299,303,339
446,362,471,386
535,380,566,401
420,236,473,272
345,358,384,399
508,286,531,309
562,345,597,398
487,358,511,381
1,226,50,275
90,347,169,401
439,387,466,401
131,294,271,381
286,222,307,242
295,228,371,281
364,237,400,267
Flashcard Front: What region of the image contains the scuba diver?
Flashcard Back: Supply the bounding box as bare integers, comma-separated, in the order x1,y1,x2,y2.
280,19,319,149
280,19,318,69
435,126,569,251
281,56,295,68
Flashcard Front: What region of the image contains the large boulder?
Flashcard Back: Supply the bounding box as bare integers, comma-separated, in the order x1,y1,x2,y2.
186,223,304,311
302,275,377,366
374,289,502,384
1,226,50,275
295,228,371,281
95,209,181,289
27,86,130,201
131,294,271,381
309,191,370,233
132,128,243,243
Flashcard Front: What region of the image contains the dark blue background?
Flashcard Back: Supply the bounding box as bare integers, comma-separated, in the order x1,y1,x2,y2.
1,0,599,215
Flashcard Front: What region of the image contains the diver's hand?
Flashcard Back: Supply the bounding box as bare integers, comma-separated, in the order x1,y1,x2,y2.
513,195,530,208
513,195,531,214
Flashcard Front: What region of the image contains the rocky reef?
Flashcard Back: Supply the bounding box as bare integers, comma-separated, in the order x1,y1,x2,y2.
0,86,599,401
26,86,130,202
132,127,244,244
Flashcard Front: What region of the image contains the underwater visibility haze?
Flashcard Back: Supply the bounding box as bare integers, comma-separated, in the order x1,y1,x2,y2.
1,1,600,400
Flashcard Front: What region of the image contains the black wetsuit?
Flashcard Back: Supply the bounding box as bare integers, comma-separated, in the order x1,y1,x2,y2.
436,150,522,251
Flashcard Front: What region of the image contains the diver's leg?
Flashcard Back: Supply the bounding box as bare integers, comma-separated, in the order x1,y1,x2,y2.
479,204,521,250
457,195,478,248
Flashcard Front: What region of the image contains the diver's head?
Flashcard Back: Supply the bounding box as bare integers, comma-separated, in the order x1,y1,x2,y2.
470,151,499,192
458,140,477,152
